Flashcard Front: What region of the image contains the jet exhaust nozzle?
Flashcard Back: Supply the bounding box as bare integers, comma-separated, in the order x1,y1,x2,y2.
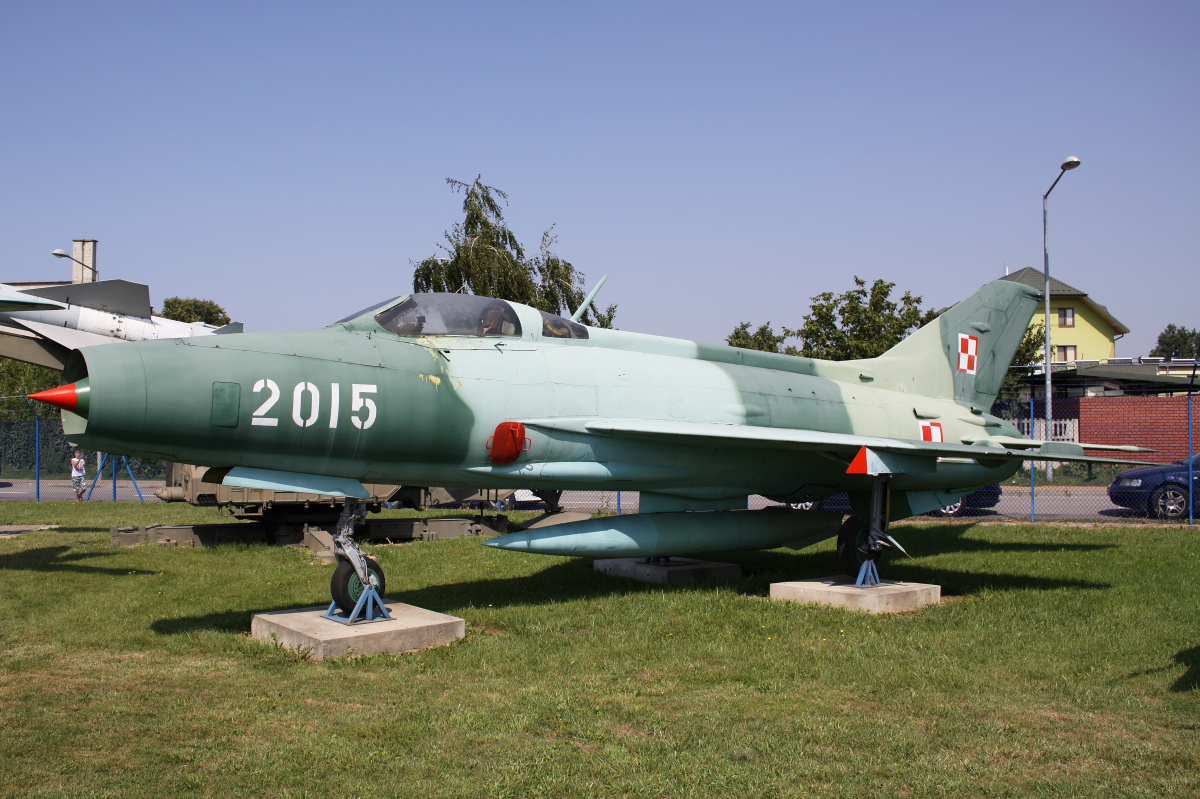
28,379,90,417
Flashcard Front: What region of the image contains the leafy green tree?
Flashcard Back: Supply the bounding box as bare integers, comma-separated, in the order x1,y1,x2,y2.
727,277,935,361
0,359,61,417
996,322,1045,405
159,297,231,326
791,277,937,360
412,176,616,328
1149,323,1200,360
725,322,788,353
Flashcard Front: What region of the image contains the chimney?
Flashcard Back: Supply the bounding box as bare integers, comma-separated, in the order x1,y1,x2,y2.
72,239,98,283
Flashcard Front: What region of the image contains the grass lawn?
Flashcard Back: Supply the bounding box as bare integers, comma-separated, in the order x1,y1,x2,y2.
1,503,1197,797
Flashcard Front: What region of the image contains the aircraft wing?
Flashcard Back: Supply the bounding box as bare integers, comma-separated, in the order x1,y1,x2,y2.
523,418,1157,473
25,279,153,318
12,318,121,350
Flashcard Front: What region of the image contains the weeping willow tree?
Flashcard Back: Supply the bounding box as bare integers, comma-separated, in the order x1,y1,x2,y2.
412,176,616,328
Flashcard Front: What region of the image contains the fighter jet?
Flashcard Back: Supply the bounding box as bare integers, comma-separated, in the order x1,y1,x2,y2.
29,279,1149,611
0,279,242,370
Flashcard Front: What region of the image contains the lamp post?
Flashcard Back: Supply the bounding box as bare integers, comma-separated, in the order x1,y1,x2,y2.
51,247,95,279
1042,156,1081,482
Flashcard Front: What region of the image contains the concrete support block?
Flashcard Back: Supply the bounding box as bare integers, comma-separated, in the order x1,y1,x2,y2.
594,557,742,584
770,577,940,614
251,601,465,661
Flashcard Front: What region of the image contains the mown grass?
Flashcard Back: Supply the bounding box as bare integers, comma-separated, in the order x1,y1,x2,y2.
0,504,1197,797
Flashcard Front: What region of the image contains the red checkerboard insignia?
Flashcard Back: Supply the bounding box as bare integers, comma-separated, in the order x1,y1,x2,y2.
957,333,978,374
920,421,943,442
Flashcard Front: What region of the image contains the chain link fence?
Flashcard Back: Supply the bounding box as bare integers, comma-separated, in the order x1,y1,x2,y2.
0,399,164,502
4,379,1196,521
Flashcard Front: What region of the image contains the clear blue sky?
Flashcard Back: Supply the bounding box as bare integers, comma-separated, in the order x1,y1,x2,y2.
2,1,1196,357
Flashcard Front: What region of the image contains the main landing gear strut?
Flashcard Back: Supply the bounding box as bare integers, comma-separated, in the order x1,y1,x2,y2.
835,477,909,586
323,500,391,624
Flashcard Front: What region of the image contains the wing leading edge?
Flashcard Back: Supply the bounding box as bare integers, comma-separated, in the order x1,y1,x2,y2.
522,418,1156,475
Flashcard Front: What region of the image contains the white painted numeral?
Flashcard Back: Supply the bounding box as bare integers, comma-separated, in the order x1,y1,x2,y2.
328,383,340,428
251,379,280,426
292,382,320,427
351,384,377,430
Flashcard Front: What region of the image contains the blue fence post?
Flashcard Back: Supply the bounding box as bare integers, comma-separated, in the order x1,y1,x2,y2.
34,415,40,503
1189,362,1196,526
617,491,621,515
111,453,117,502
1030,393,1036,523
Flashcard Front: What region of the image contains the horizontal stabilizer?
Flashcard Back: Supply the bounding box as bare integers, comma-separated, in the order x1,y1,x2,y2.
970,436,1153,454
213,322,244,334
204,466,369,498
27,279,153,318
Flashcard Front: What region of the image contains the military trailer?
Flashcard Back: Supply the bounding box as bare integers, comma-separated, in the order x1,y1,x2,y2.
139,463,515,556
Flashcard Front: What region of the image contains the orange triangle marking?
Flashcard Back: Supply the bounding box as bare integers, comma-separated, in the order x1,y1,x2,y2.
847,446,869,474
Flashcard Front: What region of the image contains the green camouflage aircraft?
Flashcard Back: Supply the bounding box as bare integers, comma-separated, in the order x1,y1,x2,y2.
30,279,1149,610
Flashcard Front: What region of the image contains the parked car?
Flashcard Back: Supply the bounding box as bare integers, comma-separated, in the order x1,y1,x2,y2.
1107,452,1200,519
791,484,1002,517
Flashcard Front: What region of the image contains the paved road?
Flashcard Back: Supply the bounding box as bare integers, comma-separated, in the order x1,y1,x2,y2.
0,479,162,503
549,486,1153,522
0,481,1171,523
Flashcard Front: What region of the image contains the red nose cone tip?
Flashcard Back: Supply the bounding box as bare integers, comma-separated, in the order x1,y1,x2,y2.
28,383,79,411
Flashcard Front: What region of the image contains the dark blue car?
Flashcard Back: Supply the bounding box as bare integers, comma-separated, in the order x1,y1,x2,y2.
1107,452,1200,519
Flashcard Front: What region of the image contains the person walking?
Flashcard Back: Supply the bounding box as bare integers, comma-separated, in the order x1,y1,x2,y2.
70,449,87,502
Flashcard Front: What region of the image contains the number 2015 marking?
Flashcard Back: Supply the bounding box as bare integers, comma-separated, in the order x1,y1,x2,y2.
251,379,377,430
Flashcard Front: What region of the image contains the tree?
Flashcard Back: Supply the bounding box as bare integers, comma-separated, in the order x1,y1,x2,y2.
0,359,61,417
726,277,936,361
997,322,1045,405
412,176,616,328
159,297,231,327
1149,323,1200,360
792,277,938,360
725,322,788,353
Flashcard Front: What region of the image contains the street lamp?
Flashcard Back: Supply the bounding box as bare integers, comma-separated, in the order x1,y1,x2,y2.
51,248,91,271
1043,156,1081,481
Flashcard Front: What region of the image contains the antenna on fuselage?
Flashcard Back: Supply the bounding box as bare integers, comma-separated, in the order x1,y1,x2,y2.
570,274,609,323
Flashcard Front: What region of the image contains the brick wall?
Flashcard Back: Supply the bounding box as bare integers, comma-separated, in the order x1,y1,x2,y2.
1078,395,1196,462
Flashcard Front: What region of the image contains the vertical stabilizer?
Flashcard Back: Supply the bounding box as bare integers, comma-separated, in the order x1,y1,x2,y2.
852,279,1042,408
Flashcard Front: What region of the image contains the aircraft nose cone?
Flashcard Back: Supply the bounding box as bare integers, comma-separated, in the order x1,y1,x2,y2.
28,378,90,416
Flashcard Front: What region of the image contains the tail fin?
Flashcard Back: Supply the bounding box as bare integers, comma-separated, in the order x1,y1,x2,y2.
855,279,1042,409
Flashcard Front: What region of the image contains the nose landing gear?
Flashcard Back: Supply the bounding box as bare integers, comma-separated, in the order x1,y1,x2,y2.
323,500,392,624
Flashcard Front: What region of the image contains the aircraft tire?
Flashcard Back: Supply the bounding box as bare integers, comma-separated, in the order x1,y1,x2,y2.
331,556,386,614
836,515,879,577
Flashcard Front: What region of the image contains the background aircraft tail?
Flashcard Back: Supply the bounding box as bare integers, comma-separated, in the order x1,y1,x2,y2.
849,279,1043,409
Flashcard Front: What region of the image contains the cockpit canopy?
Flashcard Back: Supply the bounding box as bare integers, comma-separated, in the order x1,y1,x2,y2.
338,293,590,340
374,294,522,337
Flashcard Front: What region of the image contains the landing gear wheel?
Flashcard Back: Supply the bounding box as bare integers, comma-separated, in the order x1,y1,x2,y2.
932,500,962,518
1150,484,1188,519
331,556,386,614
836,515,880,577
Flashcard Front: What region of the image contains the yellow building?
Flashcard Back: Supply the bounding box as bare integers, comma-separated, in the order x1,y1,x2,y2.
1000,267,1129,363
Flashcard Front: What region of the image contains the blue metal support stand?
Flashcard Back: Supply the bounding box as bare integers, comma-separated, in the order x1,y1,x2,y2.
84,453,106,500
84,453,146,502
322,585,392,625
855,559,881,587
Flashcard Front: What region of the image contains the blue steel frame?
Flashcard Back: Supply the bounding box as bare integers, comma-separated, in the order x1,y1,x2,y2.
322,585,392,625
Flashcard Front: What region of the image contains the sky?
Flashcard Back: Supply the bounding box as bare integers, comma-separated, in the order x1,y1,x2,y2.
2,1,1196,357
